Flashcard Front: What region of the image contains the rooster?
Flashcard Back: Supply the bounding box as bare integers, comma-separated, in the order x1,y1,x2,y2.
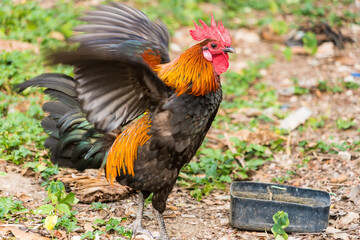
18,2,234,239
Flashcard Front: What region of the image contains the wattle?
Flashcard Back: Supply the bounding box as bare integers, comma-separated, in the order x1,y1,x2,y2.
212,53,229,75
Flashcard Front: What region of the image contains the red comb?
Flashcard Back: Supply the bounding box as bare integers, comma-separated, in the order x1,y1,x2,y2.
190,14,231,46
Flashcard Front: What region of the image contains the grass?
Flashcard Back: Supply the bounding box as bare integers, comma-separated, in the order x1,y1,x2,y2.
1,0,359,238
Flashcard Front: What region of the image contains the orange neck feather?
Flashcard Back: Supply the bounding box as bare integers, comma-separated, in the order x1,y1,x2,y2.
155,42,219,96
106,114,152,183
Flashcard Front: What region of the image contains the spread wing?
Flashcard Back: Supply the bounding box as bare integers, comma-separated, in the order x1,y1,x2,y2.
49,2,171,132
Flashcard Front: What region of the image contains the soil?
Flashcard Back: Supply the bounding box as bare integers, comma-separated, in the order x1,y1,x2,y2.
1,3,360,240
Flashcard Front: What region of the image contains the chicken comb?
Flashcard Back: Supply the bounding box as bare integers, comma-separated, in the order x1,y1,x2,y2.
190,14,231,47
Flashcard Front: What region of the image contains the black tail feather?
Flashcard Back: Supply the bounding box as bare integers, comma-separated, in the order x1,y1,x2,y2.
17,73,77,97
17,73,112,171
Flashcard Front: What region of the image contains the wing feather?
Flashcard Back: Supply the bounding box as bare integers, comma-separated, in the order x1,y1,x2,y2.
49,3,171,132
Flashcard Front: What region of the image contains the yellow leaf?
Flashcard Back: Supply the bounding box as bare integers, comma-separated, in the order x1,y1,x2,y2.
44,215,58,231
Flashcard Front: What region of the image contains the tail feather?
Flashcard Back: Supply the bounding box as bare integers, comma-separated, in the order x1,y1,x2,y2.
44,136,58,149
17,73,113,171
44,89,79,108
41,117,59,138
57,109,86,134
17,73,77,97
72,142,93,161
43,102,71,119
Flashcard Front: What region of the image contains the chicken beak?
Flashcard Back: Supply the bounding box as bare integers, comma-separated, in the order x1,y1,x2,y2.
222,47,235,53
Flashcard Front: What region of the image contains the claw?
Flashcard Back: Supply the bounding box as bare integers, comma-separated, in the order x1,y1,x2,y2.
127,219,154,239
132,225,155,240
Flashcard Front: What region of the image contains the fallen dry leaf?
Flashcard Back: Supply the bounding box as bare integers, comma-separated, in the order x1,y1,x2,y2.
349,184,360,205
0,40,39,54
244,126,286,145
334,55,356,66
259,26,286,43
290,46,307,55
326,226,341,234
15,193,33,202
330,174,347,183
49,31,65,41
339,212,359,227
0,226,49,240
57,174,132,203
53,229,66,239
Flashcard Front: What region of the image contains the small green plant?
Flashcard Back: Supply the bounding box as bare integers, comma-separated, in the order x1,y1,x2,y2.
343,81,360,89
306,117,325,129
272,170,296,184
35,181,79,237
294,86,309,95
81,230,104,240
180,137,281,201
270,20,288,35
144,193,153,207
303,32,317,55
24,160,59,186
105,218,131,236
81,217,132,240
317,80,343,93
0,196,28,220
271,210,289,240
336,118,356,130
56,210,79,232
91,202,109,210
282,47,292,61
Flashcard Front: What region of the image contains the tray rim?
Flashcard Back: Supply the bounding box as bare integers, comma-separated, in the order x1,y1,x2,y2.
230,181,331,208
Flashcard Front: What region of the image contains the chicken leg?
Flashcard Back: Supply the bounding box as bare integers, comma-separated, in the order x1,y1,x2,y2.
154,208,169,240
129,191,154,239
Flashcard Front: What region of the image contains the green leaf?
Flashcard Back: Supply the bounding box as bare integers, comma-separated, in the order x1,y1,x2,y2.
271,211,289,240
205,164,217,179
105,218,121,232
36,204,54,215
62,192,79,205
37,164,46,172
48,192,58,204
275,235,286,240
190,188,202,201
272,224,286,234
81,231,95,240
303,32,318,55
203,184,213,196
0,172,7,176
246,159,265,168
56,203,71,215
250,144,266,152
91,202,108,210
94,219,106,225
273,211,289,227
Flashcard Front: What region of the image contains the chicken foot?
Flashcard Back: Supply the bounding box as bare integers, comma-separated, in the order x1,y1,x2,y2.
127,191,154,239
128,191,171,240
154,208,169,240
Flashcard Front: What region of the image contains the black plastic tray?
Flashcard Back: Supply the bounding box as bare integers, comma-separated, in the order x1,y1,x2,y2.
230,181,330,233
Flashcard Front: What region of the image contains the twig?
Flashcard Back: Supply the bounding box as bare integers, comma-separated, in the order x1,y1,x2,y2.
224,133,246,168
286,132,292,157
224,133,236,154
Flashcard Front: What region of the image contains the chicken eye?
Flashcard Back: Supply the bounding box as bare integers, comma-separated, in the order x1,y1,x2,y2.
211,43,217,49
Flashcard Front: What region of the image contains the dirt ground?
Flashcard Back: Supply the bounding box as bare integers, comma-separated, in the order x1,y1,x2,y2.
1,3,360,240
